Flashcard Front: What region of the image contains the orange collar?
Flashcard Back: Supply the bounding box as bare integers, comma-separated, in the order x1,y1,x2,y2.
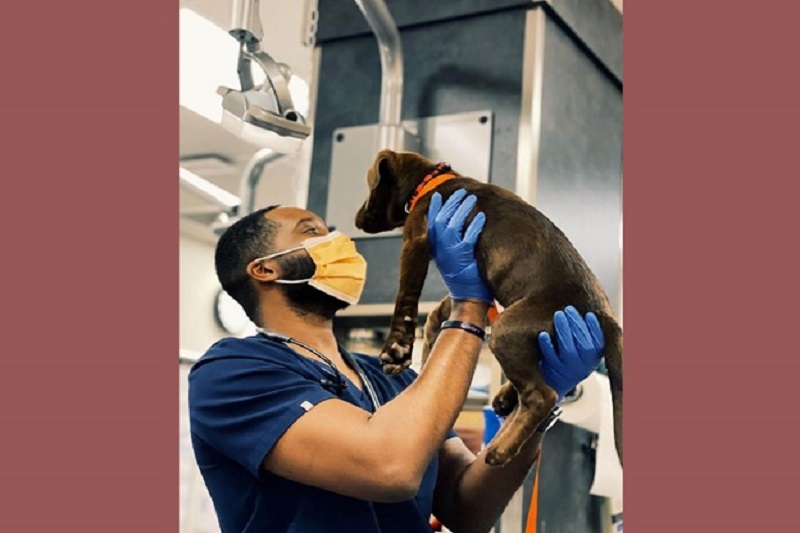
405,164,457,213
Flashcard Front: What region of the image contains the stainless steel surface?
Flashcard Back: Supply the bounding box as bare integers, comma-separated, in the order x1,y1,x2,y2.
229,0,263,43
515,8,547,206
326,110,494,239
219,0,312,143
218,42,312,142
535,14,623,316
241,43,294,114
353,0,405,150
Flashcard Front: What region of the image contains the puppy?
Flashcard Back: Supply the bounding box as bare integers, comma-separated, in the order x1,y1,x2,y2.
355,149,623,467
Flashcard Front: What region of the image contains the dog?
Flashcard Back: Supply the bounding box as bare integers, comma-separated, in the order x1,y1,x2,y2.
355,149,623,467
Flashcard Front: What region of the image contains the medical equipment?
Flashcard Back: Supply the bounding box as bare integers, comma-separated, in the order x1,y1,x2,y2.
258,330,383,410
218,0,311,148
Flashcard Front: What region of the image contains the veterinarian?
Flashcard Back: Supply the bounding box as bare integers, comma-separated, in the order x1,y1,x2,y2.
188,190,605,533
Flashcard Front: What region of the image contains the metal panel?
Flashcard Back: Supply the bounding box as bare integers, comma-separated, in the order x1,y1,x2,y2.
316,0,533,43
326,110,494,239
548,0,623,81
537,423,607,533
535,14,623,317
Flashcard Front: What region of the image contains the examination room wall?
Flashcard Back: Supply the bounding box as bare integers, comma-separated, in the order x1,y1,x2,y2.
179,235,226,355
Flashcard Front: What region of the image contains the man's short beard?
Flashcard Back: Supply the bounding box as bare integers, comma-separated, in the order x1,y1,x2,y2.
274,253,350,321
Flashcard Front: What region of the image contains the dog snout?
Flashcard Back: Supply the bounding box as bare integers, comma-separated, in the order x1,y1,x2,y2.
355,202,388,234
355,204,367,230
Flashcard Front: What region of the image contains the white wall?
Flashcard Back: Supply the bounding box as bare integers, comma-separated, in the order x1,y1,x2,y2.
252,140,313,210
179,231,225,533
180,232,227,354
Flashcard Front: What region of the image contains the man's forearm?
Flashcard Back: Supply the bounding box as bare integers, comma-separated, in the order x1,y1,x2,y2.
450,420,544,533
366,300,488,483
434,416,542,533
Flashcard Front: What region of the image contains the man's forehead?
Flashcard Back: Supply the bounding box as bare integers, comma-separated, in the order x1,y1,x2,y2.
264,206,325,227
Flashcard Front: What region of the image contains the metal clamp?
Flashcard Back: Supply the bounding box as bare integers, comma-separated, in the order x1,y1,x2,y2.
217,41,311,140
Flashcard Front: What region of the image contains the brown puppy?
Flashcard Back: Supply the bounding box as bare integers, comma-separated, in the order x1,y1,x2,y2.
355,149,623,467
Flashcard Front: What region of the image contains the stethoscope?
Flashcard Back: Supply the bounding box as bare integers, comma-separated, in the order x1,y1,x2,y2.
258,330,382,411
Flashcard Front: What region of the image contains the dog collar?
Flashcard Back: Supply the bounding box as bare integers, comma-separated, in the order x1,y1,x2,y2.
405,162,456,213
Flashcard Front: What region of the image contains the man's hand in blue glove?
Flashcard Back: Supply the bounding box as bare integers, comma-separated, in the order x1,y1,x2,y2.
427,189,493,303
539,306,605,402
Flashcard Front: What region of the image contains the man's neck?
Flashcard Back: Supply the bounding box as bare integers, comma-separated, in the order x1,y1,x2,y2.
260,305,340,358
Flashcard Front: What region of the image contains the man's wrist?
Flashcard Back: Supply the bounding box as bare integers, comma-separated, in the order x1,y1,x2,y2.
449,299,490,325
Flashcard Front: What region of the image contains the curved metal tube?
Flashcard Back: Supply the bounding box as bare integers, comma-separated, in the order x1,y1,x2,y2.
238,148,286,216
354,0,404,149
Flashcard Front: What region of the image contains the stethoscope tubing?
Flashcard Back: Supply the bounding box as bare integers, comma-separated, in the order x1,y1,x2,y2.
258,331,382,410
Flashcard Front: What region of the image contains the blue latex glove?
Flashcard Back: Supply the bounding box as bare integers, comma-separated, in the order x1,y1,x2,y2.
427,189,493,303
538,306,605,401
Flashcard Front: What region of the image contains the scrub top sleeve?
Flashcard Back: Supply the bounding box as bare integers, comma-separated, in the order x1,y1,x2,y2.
189,357,337,478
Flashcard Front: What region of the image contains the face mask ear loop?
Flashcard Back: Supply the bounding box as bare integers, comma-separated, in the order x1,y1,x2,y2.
251,246,312,283
252,245,305,265
273,278,312,284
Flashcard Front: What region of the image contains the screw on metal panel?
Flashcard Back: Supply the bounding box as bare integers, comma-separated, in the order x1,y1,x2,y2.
336,132,345,142
479,116,488,124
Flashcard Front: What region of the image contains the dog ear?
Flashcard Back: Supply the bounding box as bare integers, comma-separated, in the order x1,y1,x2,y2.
356,150,399,233
367,150,395,191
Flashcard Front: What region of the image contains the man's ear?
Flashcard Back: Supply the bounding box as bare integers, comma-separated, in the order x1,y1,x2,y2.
367,149,395,191
247,260,279,283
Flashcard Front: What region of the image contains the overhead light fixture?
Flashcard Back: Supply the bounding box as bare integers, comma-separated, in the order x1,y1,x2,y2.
179,8,310,123
179,167,241,209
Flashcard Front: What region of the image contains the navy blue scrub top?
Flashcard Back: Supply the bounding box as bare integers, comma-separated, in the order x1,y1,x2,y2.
188,334,457,533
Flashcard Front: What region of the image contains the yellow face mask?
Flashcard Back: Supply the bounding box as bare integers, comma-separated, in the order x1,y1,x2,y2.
252,231,367,305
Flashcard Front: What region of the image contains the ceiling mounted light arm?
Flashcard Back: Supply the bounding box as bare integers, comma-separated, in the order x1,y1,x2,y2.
229,0,264,43
217,0,312,142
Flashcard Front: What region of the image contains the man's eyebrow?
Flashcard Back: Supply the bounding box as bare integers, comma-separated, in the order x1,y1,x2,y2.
294,216,317,228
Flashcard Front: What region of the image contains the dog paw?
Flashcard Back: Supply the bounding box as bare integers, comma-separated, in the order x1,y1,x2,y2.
492,393,518,418
484,445,513,467
491,384,519,417
381,361,411,376
379,332,413,375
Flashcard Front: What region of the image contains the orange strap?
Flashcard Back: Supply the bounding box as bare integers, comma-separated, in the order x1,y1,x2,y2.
487,304,500,324
407,173,457,212
525,450,543,533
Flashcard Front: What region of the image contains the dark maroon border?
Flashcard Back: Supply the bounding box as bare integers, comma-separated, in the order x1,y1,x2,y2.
625,1,800,531
3,1,800,530
0,2,178,530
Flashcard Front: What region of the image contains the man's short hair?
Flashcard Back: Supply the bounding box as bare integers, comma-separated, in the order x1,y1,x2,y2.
215,205,280,325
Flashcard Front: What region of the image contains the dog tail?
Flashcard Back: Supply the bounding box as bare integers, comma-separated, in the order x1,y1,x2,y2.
422,297,451,367
597,314,623,467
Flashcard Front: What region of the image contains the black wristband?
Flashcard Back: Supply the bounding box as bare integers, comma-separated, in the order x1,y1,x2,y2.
440,320,486,341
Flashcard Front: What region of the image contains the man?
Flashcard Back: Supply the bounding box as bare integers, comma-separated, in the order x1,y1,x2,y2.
189,191,604,533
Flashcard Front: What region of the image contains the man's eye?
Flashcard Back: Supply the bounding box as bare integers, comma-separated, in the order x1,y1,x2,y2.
304,227,319,234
